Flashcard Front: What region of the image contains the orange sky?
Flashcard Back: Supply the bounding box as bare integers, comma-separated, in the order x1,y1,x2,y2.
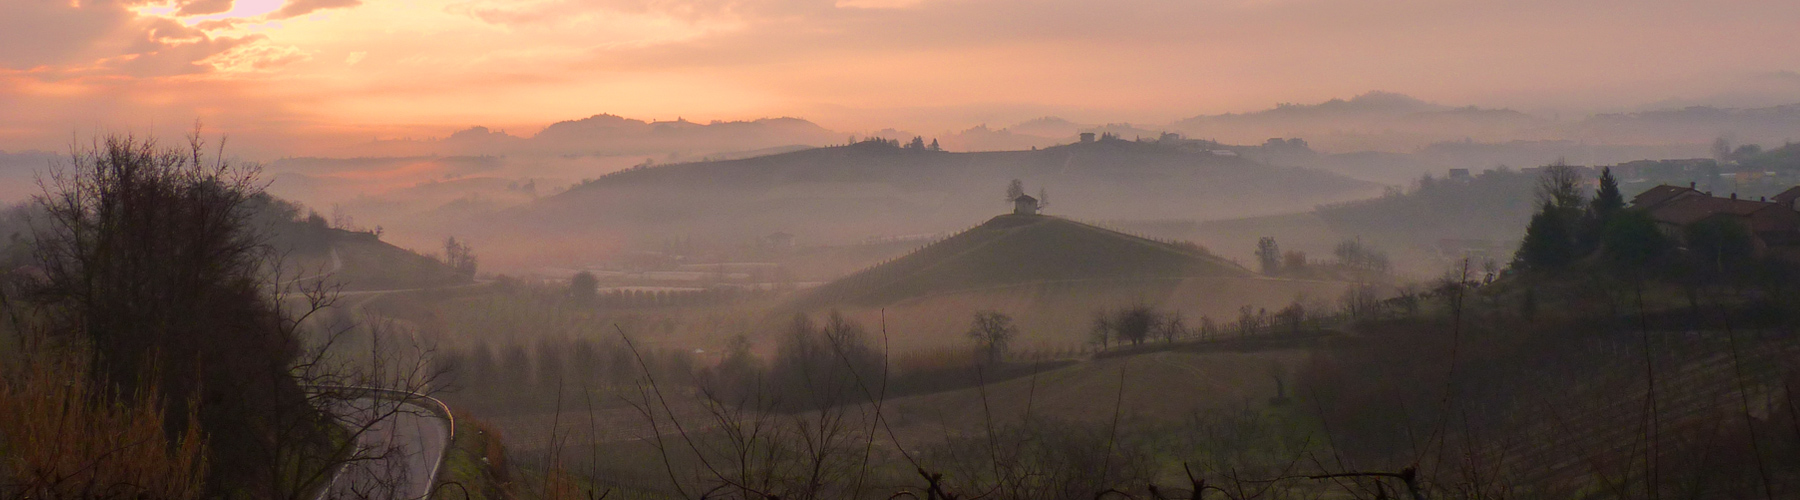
4,0,1799,156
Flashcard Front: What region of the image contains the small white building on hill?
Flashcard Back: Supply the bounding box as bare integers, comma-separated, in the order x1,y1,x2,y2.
1012,194,1039,215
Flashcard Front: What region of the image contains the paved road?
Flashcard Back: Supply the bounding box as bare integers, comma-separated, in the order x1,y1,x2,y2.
316,397,451,500
298,243,458,500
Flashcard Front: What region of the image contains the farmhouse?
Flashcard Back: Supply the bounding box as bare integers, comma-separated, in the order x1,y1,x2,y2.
1632,183,1800,254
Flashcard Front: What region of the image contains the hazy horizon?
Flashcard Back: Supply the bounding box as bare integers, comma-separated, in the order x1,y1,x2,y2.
6,0,1800,157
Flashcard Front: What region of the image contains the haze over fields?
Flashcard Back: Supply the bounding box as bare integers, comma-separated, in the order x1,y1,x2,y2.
8,1,1800,499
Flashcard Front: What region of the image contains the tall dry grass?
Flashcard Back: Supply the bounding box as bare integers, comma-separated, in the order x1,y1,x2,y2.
0,343,209,499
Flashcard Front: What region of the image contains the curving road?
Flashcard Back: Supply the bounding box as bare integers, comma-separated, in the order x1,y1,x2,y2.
298,243,459,500
315,396,452,500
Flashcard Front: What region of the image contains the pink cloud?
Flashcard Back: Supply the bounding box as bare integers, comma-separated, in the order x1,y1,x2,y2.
176,0,237,16
268,0,363,20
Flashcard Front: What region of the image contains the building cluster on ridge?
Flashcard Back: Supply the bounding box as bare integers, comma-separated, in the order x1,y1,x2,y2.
1632,182,1800,258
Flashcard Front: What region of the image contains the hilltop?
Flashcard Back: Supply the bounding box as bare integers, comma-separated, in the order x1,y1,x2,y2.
795,214,1251,307
288,230,470,291
489,138,1378,267
253,197,470,291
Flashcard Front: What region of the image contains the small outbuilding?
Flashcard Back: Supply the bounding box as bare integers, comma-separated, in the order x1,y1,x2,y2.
1012,194,1039,215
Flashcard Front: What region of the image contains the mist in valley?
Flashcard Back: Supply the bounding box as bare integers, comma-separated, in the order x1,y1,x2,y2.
6,1,1800,499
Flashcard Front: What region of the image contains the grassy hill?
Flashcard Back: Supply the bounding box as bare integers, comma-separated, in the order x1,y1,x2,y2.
469,138,1379,268
274,221,468,291
796,214,1251,307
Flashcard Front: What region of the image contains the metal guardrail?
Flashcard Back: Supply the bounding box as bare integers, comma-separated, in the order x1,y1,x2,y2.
303,384,456,500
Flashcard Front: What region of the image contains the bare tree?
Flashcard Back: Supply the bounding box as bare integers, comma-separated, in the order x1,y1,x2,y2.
1089,311,1114,350
444,236,478,279
1159,312,1185,344
1536,161,1585,212
966,310,1020,365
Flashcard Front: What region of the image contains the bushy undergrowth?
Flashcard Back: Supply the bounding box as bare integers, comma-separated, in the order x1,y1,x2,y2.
0,340,209,499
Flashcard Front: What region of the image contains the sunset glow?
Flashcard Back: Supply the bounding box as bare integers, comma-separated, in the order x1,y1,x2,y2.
4,0,1799,155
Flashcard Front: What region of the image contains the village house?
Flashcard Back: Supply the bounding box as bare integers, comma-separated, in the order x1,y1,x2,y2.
1631,183,1800,256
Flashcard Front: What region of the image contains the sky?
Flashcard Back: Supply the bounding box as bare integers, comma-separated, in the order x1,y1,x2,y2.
3,0,1799,156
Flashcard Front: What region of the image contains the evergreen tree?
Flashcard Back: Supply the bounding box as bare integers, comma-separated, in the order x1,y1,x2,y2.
1599,209,1668,271
1577,167,1627,256
1514,201,1577,272
1591,167,1625,221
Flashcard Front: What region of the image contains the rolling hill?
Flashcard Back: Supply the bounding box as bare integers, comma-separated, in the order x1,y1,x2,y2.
474,137,1380,268
259,204,469,291
795,213,1252,307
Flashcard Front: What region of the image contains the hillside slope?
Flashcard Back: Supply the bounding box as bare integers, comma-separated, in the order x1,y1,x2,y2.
273,222,468,291
473,138,1378,267
797,214,1251,307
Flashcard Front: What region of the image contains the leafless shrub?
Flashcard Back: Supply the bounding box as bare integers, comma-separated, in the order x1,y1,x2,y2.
0,339,208,499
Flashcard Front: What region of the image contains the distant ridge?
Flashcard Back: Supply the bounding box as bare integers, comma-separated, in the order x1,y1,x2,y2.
795,214,1251,307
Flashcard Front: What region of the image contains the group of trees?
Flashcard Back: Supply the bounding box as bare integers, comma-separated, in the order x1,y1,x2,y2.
0,132,423,498
1088,305,1190,349
1512,164,1757,278
1253,236,1392,279
435,335,699,412
849,136,943,152
442,236,479,279
1084,294,1363,351
1316,167,1538,248
905,136,943,151
697,311,885,411
1003,178,1049,210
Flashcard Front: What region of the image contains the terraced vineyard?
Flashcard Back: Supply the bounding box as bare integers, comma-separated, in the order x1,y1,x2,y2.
1475,330,1799,498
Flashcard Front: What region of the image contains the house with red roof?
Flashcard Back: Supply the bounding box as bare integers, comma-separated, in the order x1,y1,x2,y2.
1632,184,1800,256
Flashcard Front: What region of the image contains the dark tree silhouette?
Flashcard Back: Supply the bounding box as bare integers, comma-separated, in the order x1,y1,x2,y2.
570,271,598,303
1600,209,1668,271
1685,217,1755,275
1514,201,1577,272
1536,162,1585,212
1591,167,1625,221
30,132,340,497
1256,237,1281,275
1112,306,1159,346
966,310,1019,365
444,236,478,279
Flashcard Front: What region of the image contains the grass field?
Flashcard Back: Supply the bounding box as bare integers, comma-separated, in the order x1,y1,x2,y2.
486,347,1307,455
797,214,1252,308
